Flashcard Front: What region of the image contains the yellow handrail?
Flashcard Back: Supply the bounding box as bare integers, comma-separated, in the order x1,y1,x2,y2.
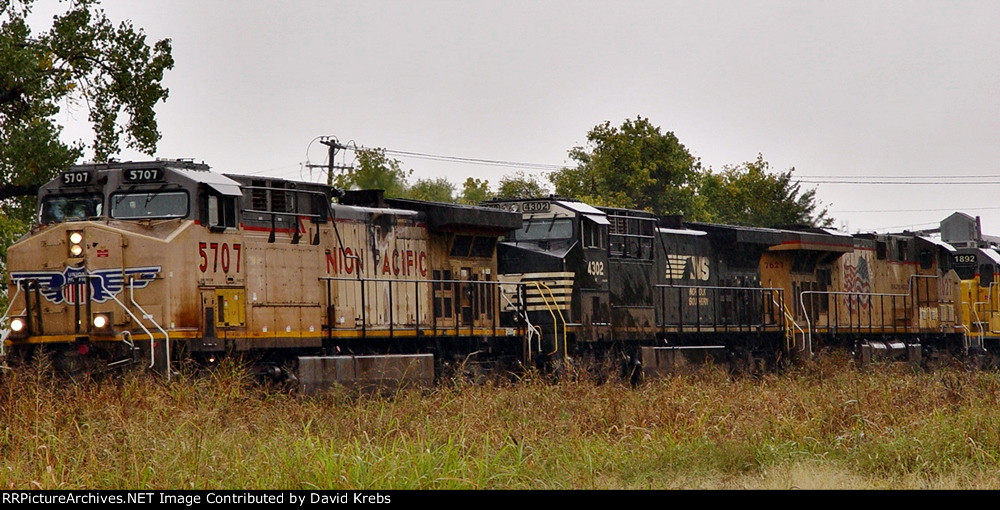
537,281,568,361
526,281,568,362
772,295,803,353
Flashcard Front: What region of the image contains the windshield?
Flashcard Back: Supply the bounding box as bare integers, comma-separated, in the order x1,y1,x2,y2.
110,191,188,219
511,218,574,241
39,194,103,224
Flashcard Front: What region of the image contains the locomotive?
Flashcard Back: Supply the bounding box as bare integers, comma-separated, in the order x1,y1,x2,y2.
0,160,522,391
4,159,1000,388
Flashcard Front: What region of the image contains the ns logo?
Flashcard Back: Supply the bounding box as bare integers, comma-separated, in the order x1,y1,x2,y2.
665,254,710,281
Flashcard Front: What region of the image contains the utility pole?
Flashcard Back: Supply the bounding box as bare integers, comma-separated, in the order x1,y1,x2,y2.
305,136,353,187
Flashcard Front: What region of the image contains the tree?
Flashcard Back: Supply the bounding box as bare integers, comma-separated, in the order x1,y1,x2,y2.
549,116,702,216
333,148,411,198
496,171,548,199
1,0,174,203
699,154,832,227
406,177,455,203
1,0,173,310
458,177,492,205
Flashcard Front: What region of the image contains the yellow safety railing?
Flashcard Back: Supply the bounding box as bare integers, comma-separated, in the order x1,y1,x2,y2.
527,281,568,362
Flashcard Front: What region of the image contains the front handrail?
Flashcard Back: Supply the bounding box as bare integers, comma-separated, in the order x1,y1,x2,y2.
130,276,172,380
772,294,804,353
0,284,24,357
532,281,567,361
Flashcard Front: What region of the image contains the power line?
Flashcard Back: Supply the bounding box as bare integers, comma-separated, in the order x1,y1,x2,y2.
378,148,565,171
799,179,1000,185
867,221,941,232
798,174,1000,179
835,206,1000,213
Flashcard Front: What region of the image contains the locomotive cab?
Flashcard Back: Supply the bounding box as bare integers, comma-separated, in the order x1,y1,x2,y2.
4,160,245,373
488,198,612,363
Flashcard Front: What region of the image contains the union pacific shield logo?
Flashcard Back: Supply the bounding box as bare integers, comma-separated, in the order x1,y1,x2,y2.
10,266,160,305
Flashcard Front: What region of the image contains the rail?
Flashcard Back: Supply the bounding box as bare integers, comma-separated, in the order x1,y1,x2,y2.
95,274,156,369
501,286,539,361
319,275,520,341
654,284,786,334
798,274,939,357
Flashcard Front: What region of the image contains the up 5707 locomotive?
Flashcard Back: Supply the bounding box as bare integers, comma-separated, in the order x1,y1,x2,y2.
1,160,522,390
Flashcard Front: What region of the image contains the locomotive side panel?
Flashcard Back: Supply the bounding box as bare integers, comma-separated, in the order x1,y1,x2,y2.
604,209,657,341
655,227,717,329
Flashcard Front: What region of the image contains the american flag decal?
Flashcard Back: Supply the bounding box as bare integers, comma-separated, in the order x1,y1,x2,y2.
843,257,872,311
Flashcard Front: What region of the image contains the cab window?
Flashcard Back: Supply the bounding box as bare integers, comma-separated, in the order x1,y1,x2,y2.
39,194,103,224
110,191,188,219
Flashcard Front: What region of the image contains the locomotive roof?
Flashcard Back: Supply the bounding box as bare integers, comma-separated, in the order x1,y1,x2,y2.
387,198,522,234
917,236,956,253
684,221,855,252
686,222,787,246
982,248,1000,265
657,227,708,237
46,159,245,197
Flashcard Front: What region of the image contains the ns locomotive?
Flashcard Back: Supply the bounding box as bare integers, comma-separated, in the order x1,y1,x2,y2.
487,198,994,374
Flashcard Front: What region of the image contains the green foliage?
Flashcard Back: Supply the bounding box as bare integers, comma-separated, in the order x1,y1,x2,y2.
496,171,548,199
458,177,493,205
407,177,455,203
1,0,172,308
333,148,412,198
551,116,832,227
0,0,174,177
550,116,702,215
699,154,832,227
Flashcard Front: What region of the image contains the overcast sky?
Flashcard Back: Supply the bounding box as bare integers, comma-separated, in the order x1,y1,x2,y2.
33,0,1000,234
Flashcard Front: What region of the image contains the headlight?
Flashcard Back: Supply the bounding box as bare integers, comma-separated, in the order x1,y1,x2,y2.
7,316,28,339
90,312,113,333
68,230,84,258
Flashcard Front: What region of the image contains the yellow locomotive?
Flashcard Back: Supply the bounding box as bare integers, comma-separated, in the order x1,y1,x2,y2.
1,160,522,390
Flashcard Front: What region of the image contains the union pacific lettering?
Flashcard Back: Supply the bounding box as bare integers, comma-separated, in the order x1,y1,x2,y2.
325,247,429,277
380,249,428,277
325,247,365,274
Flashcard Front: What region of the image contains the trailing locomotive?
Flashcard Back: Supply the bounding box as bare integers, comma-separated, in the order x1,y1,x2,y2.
489,196,980,375
0,160,522,391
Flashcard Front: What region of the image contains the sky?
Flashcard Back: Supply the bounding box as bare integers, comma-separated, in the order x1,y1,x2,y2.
29,0,1000,234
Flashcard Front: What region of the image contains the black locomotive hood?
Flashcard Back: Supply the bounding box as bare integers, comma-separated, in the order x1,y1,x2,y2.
497,240,575,274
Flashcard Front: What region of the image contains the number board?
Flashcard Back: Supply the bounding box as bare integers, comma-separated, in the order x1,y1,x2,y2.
123,168,164,183
953,254,977,266
60,170,93,186
519,201,550,213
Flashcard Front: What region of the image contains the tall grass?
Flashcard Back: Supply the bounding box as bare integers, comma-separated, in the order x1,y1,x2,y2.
3,353,1000,489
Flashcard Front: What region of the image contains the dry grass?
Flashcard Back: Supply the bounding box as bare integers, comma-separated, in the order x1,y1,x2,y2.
3,352,1000,489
